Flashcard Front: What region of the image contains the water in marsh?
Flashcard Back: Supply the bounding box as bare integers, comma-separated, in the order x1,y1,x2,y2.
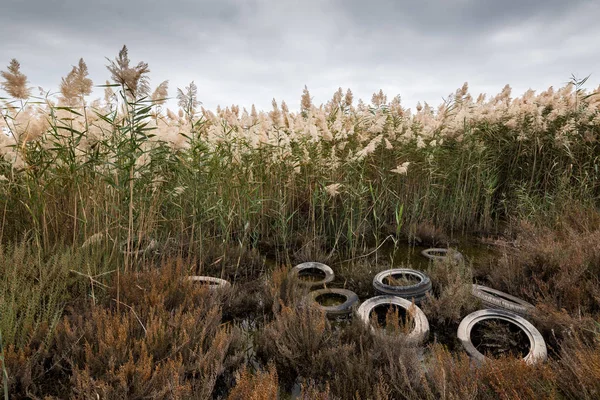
297,268,327,282
378,236,495,271
315,293,347,306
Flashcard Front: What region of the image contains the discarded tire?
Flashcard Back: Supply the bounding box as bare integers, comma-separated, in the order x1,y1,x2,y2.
357,295,429,344
307,288,359,318
457,309,547,364
421,248,463,262
471,284,535,316
187,276,231,290
290,262,334,288
120,237,158,256
372,268,432,304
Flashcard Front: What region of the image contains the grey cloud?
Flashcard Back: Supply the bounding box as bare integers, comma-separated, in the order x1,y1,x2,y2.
1,0,599,111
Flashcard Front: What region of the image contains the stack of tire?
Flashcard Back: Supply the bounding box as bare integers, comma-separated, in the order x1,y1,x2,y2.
372,268,432,305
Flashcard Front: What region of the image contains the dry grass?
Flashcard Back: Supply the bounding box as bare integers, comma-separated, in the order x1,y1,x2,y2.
227,364,279,400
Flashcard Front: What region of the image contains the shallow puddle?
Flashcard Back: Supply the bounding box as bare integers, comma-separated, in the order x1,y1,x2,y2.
315,293,346,306
297,268,326,282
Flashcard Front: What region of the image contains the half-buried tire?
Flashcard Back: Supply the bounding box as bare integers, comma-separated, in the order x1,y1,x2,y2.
187,276,231,290
471,284,535,316
421,248,463,263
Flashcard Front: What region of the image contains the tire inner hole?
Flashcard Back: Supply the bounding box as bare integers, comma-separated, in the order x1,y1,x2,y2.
191,279,220,287
370,304,414,333
471,319,531,359
315,293,347,307
298,268,327,282
427,249,448,257
383,273,421,286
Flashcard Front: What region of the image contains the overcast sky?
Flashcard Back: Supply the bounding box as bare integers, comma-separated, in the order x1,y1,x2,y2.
1,0,599,112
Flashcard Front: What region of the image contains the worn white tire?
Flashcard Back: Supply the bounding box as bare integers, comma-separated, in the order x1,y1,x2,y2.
307,288,359,318
421,248,463,262
290,262,335,288
357,295,429,344
457,309,547,365
472,284,535,316
372,269,432,304
187,276,231,290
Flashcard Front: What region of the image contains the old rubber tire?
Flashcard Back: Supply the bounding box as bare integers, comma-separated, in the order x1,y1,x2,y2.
372,269,432,304
421,248,463,262
356,295,429,344
290,262,335,288
187,276,231,290
457,309,547,365
307,288,359,318
471,284,535,316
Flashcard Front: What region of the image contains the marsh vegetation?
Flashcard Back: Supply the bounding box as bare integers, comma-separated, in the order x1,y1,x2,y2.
1,47,600,398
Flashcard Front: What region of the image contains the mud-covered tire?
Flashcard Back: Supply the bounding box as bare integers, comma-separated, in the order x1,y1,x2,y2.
187,276,231,290
457,309,547,364
421,248,463,262
372,269,432,304
307,288,359,318
290,262,335,288
356,295,429,344
471,284,535,316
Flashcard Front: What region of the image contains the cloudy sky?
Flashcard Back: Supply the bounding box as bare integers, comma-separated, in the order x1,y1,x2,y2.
1,0,599,111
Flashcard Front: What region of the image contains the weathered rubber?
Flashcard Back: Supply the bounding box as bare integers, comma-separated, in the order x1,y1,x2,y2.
471,284,535,316
357,295,429,344
421,248,464,262
308,288,359,317
457,308,547,365
372,268,432,304
187,276,231,290
290,262,335,288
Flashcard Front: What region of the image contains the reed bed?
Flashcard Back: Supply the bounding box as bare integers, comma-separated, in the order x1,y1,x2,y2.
1,46,600,398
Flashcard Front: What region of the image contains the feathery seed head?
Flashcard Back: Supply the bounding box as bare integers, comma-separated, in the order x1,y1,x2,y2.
1,59,30,99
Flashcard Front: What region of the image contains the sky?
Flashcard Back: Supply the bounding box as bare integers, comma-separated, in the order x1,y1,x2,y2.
1,0,599,112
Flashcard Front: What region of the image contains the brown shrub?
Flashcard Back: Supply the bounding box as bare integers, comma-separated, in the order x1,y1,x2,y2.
422,258,477,326
484,221,600,315
555,334,600,399
37,260,244,399
407,221,450,246
426,344,558,400
336,258,392,299
227,363,279,400
256,303,329,383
